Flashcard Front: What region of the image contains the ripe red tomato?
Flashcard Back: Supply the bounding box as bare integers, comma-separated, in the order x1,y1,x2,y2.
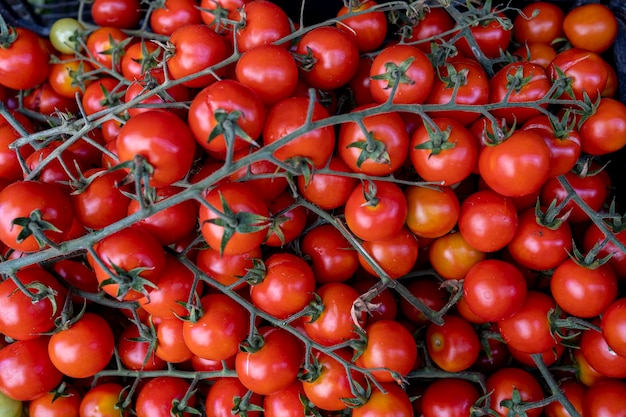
0,337,63,401
336,0,387,52
79,383,128,417
583,223,626,278
136,377,196,417
479,130,551,197
513,2,564,45
205,377,262,417
120,41,162,81
86,26,130,70
124,69,190,119
264,191,308,247
48,55,94,98
149,0,202,35
601,298,626,358
544,379,585,417
455,12,511,59
91,0,141,28
250,252,316,319
405,185,460,239
548,48,610,102
344,180,407,242
352,382,413,417
410,117,478,185
581,324,626,378
422,378,481,417
0,28,50,90
195,245,261,290
303,283,359,347
264,381,310,417
563,3,618,53
485,368,544,417
236,326,303,395
199,0,248,29
0,180,74,252
399,278,448,325
183,293,249,361
0,122,34,182
369,44,435,104
463,259,527,322
48,312,114,378
358,226,419,280
198,182,270,255
458,190,518,252
229,148,288,202
513,42,557,68
155,318,193,363
233,0,291,52
428,231,485,280
578,98,626,156
426,315,480,372
297,156,358,210
300,223,359,284
405,6,454,52
28,386,81,417
498,291,560,354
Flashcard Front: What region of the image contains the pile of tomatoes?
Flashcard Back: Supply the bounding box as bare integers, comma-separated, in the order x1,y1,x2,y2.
1,0,626,416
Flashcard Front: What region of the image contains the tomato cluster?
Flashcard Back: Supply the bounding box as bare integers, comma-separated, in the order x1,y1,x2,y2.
0,0,626,416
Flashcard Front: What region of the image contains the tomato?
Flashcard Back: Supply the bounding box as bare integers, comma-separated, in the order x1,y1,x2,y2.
498,291,559,354
264,381,310,417
28,386,80,417
479,130,551,197
183,293,249,361
426,315,480,372
370,44,435,104
118,323,166,371
136,377,197,417
52,259,99,302
563,3,618,53
0,337,63,401
117,110,196,187
422,378,481,417
230,148,289,202
356,319,417,382
49,17,84,54
300,224,359,284
513,42,557,69
233,0,291,52
489,61,551,124
167,24,230,88
297,156,358,210
579,98,626,156
351,274,398,325
405,185,459,239
71,168,131,230
572,347,608,387
544,379,585,417
303,283,359,347
188,79,265,159
48,55,94,98
458,190,518,253
0,28,50,90
411,117,478,185
127,186,198,246
399,277,448,325
0,123,33,182
250,252,315,319
583,223,626,278
548,48,610,103
81,77,123,117
205,377,262,417
235,44,298,105
196,245,260,290
358,226,419,280
139,254,201,319
428,231,485,280
0,180,74,252
296,26,360,90
48,312,114,378
120,41,162,81
150,0,202,35
265,191,308,247
92,0,141,29
79,383,128,417
425,57,489,126
601,298,626,357
485,368,544,417
302,348,365,411
352,382,413,417
513,2,564,45
507,206,572,271
344,180,407,242
155,318,193,363
582,379,626,417
86,26,130,70
336,0,386,52
198,182,270,255
581,324,626,378
463,259,527,322
25,144,86,191
338,105,409,176
200,0,248,29
88,226,166,300
455,12,511,59
124,69,190,119
236,326,303,395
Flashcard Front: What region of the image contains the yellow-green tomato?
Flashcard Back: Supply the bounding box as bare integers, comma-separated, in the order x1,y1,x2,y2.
0,391,22,417
49,18,84,54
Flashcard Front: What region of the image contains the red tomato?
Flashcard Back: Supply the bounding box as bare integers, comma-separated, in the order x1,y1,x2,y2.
0,123,34,182
48,56,94,98
498,291,559,354
0,28,50,90
544,379,585,417
48,312,114,378
229,148,288,202
428,231,485,280
579,98,626,156
120,41,162,81
583,223,626,278
91,0,141,28
0,180,74,252
405,7,454,53
479,130,551,197
205,377,262,417
124,69,190,119
422,378,481,417
0,337,63,401
548,48,610,103
233,1,291,52
513,42,557,68
513,2,564,45
183,293,249,361
405,185,460,239
28,386,81,417
581,324,626,378
352,383,413,417
601,297,626,357
356,319,418,382
195,245,261,290
455,12,511,59
155,318,193,363
265,191,308,247
79,383,129,417
198,182,270,255
426,315,480,372
296,26,360,90
86,26,130,70
136,377,196,417
369,44,435,104
358,226,419,280
236,326,303,395
458,190,518,252
264,381,310,417
297,156,358,210
199,0,248,29
399,278,449,325
463,259,527,322
338,105,409,176
250,252,316,319
410,117,478,185
303,283,359,347
149,0,202,35
300,223,359,284
485,368,544,417
563,3,618,53
582,379,626,417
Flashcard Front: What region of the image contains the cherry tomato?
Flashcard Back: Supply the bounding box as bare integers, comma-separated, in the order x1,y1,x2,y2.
455,12,511,59
578,98,626,156
264,381,310,417
399,277,449,325
336,0,387,52
297,156,358,210
303,283,359,347
352,382,413,417
548,48,610,103
136,377,197,417
49,17,84,54
544,379,585,417
358,226,419,280
195,245,261,290
205,377,262,417
155,318,193,363
300,223,359,284
118,323,166,371
513,2,564,45
601,297,626,358
422,378,481,417
85,26,130,70
563,3,618,53
581,323,626,378
28,386,81,417
149,0,202,35
233,0,291,52
0,28,50,90
264,191,308,247
426,315,480,372
405,185,460,239
91,0,141,29
485,367,544,417
428,231,485,280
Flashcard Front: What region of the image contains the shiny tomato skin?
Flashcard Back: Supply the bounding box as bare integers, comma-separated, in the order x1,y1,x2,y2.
428,231,485,280
581,323,626,378
91,0,141,29
422,378,481,417
563,3,618,53
352,382,413,417
513,2,564,45
0,28,50,90
300,223,359,284
582,379,626,417
28,386,81,417
118,324,166,371
406,7,454,53
544,379,585,417
195,245,261,290
79,383,128,417
579,98,626,156
233,0,291,52
583,224,626,278
548,48,609,102
426,315,480,372
463,259,527,322
155,318,193,363
303,283,359,347
336,0,387,52
85,27,129,70
149,0,202,35
297,156,358,210
455,14,511,59
205,377,262,417
486,367,544,417
263,381,308,417
136,377,196,417
405,185,460,239
358,226,419,280
601,297,626,358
